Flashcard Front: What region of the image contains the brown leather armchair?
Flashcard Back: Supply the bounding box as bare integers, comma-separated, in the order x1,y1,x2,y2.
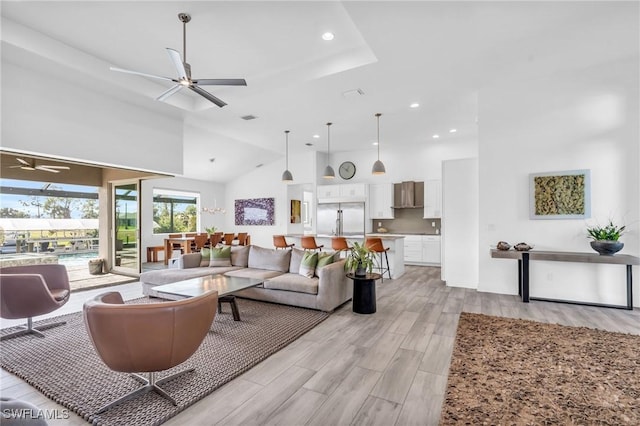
83,290,218,414
0,264,71,341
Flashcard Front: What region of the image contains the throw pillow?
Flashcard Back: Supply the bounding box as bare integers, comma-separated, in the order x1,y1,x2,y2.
315,251,335,276
209,246,232,267
299,251,318,278
199,247,212,267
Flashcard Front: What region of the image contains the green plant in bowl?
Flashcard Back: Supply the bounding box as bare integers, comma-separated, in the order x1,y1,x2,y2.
587,220,625,255
587,220,625,241
344,241,377,277
205,226,217,235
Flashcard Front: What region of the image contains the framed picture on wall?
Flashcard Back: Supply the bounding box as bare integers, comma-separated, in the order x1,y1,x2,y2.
529,169,591,220
235,198,275,225
290,200,301,224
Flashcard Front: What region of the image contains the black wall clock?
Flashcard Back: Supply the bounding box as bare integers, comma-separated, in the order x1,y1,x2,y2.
339,161,356,180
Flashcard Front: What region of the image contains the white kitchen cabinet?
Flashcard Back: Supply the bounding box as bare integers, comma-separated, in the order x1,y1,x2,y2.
369,183,394,219
403,235,423,263
424,179,442,218
422,235,441,265
317,183,368,200
317,185,341,198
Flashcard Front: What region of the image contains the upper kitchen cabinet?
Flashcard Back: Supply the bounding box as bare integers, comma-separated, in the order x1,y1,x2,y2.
369,183,394,219
317,183,368,201
424,179,442,218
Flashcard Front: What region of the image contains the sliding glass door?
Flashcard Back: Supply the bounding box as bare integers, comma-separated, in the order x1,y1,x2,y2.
112,181,140,274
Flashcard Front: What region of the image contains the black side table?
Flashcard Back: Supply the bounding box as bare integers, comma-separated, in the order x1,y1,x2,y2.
346,273,381,314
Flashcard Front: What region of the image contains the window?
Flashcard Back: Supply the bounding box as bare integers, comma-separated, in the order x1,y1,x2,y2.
152,189,199,234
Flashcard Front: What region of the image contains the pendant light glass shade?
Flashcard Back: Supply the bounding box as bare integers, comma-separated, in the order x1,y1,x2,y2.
323,122,335,179
281,130,293,182
372,113,386,175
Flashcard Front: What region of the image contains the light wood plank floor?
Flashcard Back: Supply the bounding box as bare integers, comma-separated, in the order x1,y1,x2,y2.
1,266,639,425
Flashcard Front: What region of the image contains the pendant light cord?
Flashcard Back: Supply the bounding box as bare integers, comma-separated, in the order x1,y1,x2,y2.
285,130,290,169
376,113,382,160
326,122,332,164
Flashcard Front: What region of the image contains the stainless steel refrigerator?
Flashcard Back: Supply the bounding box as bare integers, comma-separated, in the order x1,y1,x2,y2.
317,202,366,236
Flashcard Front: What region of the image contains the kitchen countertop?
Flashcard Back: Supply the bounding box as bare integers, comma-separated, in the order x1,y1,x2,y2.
286,234,406,240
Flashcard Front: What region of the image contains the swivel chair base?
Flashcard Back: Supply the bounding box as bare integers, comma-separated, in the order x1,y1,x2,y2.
0,317,66,341
96,369,195,414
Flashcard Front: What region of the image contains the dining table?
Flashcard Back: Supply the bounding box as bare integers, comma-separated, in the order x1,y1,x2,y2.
163,236,195,265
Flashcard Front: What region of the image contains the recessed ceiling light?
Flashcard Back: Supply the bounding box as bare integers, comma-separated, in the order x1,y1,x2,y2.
322,32,335,41
305,142,313,146
313,134,320,139
410,103,420,108
372,142,379,146
432,134,440,139
449,128,457,133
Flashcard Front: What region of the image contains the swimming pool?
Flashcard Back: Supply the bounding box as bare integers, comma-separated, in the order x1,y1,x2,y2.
56,252,100,266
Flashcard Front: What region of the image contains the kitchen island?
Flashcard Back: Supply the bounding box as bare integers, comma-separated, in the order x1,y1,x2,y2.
285,234,405,279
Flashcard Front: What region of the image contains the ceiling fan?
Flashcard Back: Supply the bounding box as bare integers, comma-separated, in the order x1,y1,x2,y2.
110,13,246,108
9,158,70,173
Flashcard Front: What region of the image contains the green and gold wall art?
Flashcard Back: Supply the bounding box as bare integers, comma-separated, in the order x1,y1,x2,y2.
529,169,591,220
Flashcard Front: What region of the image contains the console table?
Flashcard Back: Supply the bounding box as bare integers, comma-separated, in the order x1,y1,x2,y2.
491,249,639,310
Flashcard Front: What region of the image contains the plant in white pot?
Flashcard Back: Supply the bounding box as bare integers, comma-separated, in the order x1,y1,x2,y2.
344,241,377,277
587,220,625,255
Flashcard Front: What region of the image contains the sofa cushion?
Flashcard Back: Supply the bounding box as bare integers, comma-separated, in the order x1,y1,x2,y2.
248,246,291,272
289,248,305,273
299,251,318,278
200,248,212,267
210,246,232,267
231,245,250,267
140,266,242,286
224,268,284,281
264,273,319,295
315,251,335,276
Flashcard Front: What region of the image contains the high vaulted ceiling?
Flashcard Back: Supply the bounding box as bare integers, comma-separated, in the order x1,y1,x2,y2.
2,1,638,181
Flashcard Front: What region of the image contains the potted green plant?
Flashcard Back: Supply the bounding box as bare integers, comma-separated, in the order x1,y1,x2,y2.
205,226,217,236
587,220,625,255
344,241,377,277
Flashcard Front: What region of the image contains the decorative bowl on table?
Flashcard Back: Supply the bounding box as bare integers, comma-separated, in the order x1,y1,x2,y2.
496,241,511,251
513,242,534,251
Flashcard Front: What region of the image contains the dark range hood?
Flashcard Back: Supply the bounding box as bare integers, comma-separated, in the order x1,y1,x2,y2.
393,181,424,208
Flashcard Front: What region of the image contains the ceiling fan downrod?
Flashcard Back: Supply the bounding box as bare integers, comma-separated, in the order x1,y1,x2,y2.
178,13,191,74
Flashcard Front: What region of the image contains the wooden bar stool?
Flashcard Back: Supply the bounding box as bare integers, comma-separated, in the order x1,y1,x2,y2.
273,235,294,250
301,236,323,251
365,237,391,281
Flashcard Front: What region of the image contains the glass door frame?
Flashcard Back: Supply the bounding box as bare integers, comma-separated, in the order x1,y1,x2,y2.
111,179,141,275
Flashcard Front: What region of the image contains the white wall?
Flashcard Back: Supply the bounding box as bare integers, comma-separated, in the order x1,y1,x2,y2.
224,151,317,248
140,177,225,261
478,58,640,307
442,158,479,288
1,61,184,175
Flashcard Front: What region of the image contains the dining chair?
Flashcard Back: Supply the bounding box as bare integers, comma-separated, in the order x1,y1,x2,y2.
222,233,236,246
236,233,249,246
364,237,391,281
301,236,323,251
273,235,294,250
210,233,223,247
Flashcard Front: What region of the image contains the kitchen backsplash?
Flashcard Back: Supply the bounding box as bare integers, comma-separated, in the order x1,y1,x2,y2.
372,208,441,235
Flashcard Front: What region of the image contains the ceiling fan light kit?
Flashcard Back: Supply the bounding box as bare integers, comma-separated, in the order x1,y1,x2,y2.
372,113,386,175
110,13,246,107
282,130,293,182
323,122,335,179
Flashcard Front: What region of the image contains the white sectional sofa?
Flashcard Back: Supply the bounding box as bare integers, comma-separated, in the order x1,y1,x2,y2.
139,245,353,312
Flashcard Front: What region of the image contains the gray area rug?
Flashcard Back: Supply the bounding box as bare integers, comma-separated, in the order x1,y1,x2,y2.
0,297,329,426
441,312,640,425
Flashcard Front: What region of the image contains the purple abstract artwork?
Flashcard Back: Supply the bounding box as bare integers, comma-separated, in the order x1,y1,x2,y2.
235,198,275,225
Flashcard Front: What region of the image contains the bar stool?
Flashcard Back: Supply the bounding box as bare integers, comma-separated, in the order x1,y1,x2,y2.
365,237,391,281
301,236,323,251
273,235,294,250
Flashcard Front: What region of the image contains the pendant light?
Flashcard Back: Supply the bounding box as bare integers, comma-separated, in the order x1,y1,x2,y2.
371,113,386,175
323,122,335,179
281,130,293,182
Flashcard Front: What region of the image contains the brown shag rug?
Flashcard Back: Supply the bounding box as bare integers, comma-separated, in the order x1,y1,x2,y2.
441,312,640,425
0,298,329,426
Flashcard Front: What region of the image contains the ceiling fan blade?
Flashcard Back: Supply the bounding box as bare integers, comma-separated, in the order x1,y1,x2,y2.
16,158,30,165
155,85,184,101
193,79,247,86
36,165,70,170
166,48,188,80
110,66,174,82
189,85,227,107
34,166,61,173
9,165,24,168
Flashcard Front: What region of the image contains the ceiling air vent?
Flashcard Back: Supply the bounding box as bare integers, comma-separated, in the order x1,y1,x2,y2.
241,115,258,121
